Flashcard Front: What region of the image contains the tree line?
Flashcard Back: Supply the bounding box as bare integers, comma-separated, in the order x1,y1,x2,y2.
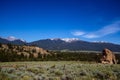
0,43,120,63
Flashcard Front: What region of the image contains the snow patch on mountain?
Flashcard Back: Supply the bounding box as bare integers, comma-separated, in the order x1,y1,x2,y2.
92,41,109,43
50,38,80,42
61,38,80,42
19,39,26,42
5,36,26,42
6,36,17,41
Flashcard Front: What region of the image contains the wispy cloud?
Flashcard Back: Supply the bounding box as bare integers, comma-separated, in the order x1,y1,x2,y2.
72,21,120,38
84,34,99,38
72,31,85,36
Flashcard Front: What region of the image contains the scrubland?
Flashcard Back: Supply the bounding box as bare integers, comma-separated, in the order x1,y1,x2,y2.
0,61,120,80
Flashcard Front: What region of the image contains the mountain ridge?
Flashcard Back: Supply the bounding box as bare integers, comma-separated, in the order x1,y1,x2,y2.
0,36,120,52
0,37,26,45
29,38,120,52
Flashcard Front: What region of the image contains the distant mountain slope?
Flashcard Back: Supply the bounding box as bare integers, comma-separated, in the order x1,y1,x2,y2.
0,37,10,44
0,37,26,45
29,38,120,52
0,37,120,52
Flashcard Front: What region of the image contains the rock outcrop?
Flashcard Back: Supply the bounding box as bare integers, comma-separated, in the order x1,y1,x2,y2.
100,48,117,64
0,44,50,59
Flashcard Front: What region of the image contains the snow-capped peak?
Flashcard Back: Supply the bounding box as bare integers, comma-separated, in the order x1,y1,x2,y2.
50,38,79,42
6,36,26,42
6,36,17,41
61,38,79,42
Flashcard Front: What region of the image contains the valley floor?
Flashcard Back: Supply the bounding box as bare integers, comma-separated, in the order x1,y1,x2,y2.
0,61,120,80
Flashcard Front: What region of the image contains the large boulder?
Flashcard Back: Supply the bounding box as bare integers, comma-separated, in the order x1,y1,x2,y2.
100,48,117,64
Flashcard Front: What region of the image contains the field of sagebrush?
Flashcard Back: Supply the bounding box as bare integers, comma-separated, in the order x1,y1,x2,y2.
0,61,120,80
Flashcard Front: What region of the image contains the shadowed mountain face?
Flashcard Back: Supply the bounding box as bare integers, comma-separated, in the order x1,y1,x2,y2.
0,37,26,45
0,38,120,52
0,37,10,43
29,39,120,52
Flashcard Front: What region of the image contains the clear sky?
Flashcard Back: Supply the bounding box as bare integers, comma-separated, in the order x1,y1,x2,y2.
0,0,120,44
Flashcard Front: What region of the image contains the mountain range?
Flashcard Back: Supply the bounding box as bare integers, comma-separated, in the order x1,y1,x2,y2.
0,36,120,52
0,36,26,45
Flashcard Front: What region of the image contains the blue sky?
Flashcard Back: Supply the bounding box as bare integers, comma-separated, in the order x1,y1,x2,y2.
0,0,120,44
